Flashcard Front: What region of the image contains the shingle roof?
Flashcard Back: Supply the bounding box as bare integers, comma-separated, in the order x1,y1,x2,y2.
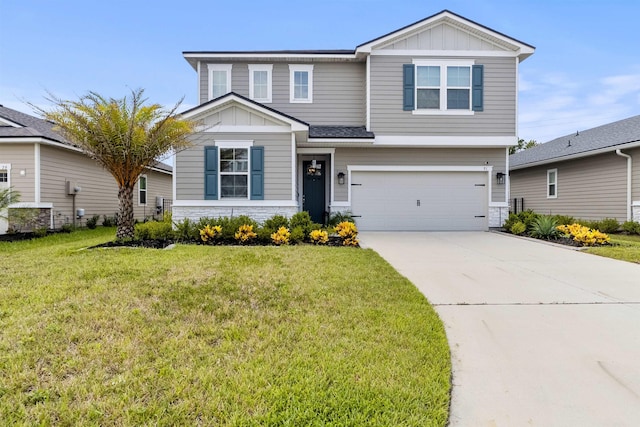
510,115,640,168
309,126,375,139
0,105,70,144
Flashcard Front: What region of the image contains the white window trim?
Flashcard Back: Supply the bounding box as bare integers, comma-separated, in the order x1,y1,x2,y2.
207,64,232,100
216,140,254,199
138,174,147,206
289,64,314,103
248,64,273,103
412,59,474,115
547,168,558,199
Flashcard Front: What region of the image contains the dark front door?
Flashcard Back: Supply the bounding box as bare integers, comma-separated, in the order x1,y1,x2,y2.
302,160,326,224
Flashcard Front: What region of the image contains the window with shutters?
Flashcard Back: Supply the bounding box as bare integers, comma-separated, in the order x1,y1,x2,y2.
405,60,481,115
220,148,249,198
205,141,263,201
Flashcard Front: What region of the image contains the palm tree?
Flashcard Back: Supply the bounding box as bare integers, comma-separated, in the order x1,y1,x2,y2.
38,89,194,239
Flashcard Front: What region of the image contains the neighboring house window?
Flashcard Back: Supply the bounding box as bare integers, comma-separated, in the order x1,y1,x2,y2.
547,169,557,198
248,64,273,103
138,175,147,205
208,64,232,99
204,143,264,201
0,171,7,183
289,64,314,103
404,61,483,113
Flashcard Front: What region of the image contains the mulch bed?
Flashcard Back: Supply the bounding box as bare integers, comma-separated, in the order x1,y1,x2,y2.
89,235,351,249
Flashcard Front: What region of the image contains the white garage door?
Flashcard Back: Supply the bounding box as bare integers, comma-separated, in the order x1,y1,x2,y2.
351,171,488,231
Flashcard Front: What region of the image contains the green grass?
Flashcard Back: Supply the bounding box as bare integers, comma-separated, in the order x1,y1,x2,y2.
0,228,451,426
584,234,640,264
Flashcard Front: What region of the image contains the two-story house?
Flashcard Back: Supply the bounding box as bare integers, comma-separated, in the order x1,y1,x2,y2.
173,10,534,231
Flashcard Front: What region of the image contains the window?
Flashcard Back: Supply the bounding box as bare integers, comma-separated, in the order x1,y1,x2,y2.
0,170,7,183
404,61,482,114
208,64,232,99
138,175,147,205
248,64,273,103
547,169,557,198
220,148,249,198
289,64,314,103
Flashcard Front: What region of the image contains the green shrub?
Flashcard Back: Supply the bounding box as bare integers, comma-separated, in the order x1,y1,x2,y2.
529,215,560,239
33,226,48,238
173,218,198,242
135,221,174,241
553,215,576,226
510,221,527,235
86,214,100,229
290,212,316,238
262,214,289,231
102,215,116,227
290,226,305,243
504,210,540,231
622,220,640,235
60,223,74,233
596,218,620,234
577,219,599,230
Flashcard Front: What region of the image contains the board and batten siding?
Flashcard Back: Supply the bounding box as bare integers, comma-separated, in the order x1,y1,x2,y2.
0,143,36,202
510,152,629,221
369,55,516,136
333,147,506,203
176,132,292,201
39,145,172,223
199,61,365,126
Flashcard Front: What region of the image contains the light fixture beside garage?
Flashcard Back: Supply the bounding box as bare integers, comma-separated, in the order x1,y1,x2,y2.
496,172,505,185
337,172,345,185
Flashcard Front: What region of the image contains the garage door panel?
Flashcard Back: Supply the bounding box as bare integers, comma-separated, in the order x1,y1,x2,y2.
351,171,487,231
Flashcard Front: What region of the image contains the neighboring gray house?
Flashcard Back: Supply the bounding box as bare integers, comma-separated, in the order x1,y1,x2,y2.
174,10,535,231
510,115,640,222
0,106,173,234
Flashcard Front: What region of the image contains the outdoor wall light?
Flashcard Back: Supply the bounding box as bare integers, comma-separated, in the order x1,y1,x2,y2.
337,172,345,185
496,172,505,185
20,169,26,176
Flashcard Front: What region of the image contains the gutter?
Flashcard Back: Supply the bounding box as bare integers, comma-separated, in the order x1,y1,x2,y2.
615,149,632,221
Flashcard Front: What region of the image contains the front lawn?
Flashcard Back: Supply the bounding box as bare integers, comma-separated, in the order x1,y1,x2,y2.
0,228,451,426
584,234,640,264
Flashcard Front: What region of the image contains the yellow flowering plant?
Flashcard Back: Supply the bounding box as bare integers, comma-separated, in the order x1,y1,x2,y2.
270,226,291,245
199,224,222,243
309,229,329,245
235,224,257,244
556,223,610,246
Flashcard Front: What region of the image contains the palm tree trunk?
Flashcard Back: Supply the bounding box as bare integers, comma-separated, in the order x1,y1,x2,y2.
117,185,135,240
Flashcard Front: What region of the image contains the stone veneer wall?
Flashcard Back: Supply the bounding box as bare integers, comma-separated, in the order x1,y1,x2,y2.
172,205,299,224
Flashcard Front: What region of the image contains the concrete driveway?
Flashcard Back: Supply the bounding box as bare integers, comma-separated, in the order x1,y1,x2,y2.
360,232,640,427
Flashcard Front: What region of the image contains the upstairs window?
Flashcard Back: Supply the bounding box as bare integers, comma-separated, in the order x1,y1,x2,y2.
249,64,273,103
208,64,232,99
404,61,482,114
547,169,557,198
289,64,314,103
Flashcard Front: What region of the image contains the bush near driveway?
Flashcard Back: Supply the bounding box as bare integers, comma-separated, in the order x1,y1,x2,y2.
0,228,451,426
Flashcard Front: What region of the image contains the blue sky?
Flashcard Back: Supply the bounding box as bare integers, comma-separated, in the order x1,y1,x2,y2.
1,0,639,144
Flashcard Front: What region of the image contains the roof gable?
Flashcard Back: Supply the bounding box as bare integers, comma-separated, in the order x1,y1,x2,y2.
356,10,534,60
181,92,309,132
510,115,640,169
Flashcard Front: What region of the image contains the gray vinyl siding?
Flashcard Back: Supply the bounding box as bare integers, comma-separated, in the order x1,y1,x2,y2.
509,152,629,221
39,145,172,224
370,55,516,136
176,132,292,201
0,143,35,202
200,61,365,126
334,147,506,203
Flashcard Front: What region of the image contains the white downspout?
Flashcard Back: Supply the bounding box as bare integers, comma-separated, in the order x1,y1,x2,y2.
615,149,632,221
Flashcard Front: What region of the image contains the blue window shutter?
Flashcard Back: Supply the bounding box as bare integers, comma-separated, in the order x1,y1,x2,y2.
472,64,484,112
250,146,264,200
403,64,415,111
204,146,218,200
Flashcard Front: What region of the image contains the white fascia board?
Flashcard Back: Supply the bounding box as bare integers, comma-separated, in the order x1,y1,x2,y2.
306,138,375,144
146,167,172,176
182,95,308,132
297,148,336,155
184,53,357,60
348,165,493,172
374,135,516,147
371,49,517,57
172,200,298,207
0,137,83,153
9,202,54,209
510,140,640,170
